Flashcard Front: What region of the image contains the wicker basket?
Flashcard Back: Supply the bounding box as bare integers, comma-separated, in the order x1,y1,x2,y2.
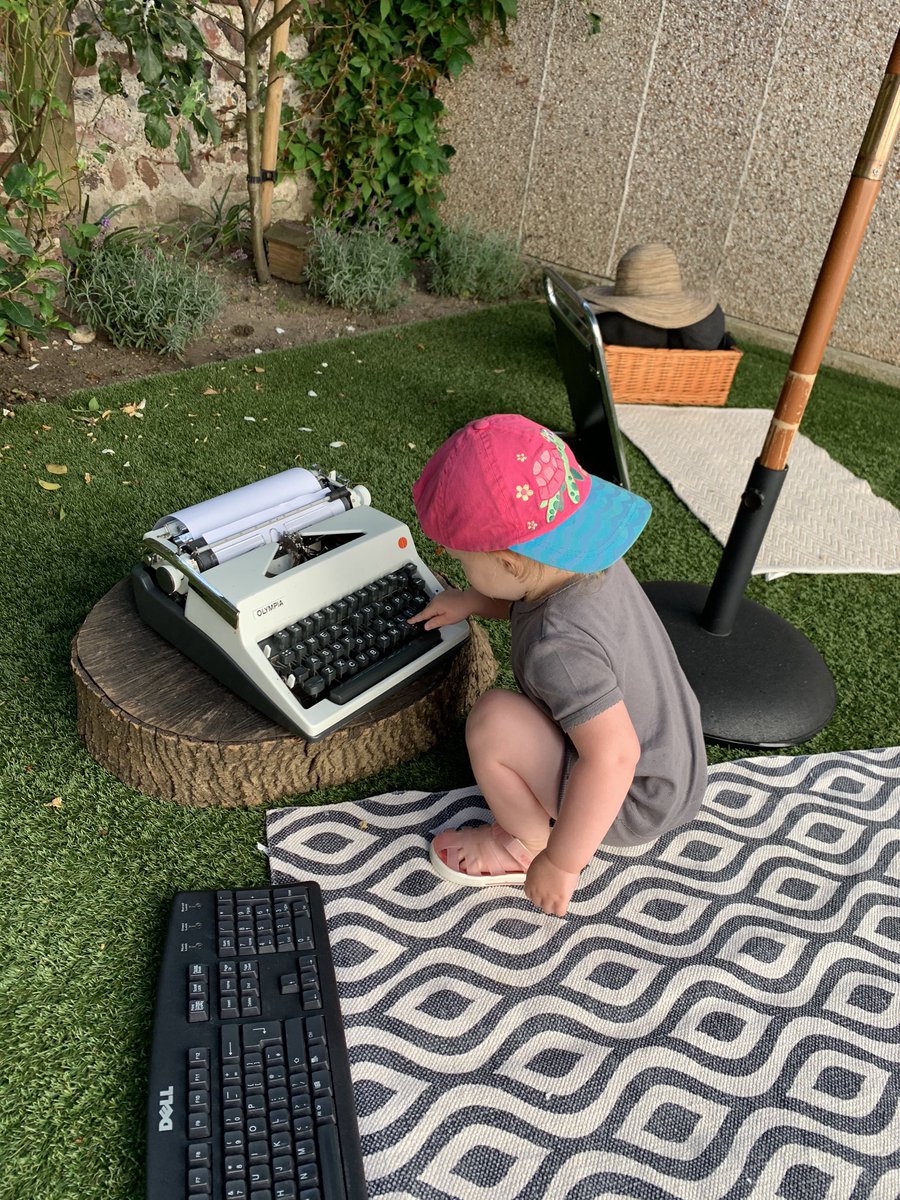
604,344,742,406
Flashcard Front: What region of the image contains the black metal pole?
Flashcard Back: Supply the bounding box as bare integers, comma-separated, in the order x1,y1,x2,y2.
701,460,787,636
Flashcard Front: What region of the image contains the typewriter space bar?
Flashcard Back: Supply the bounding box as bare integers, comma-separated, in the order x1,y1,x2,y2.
329,630,442,704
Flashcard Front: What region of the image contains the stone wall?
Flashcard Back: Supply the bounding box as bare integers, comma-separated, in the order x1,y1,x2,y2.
437,0,900,369
3,2,895,368
35,4,309,229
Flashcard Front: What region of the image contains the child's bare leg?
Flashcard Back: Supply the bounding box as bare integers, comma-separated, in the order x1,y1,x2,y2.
465,689,566,857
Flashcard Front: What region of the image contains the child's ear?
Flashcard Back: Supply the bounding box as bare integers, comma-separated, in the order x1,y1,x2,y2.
496,551,519,575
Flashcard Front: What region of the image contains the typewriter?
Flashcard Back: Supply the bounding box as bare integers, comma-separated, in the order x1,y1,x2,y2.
131,466,469,741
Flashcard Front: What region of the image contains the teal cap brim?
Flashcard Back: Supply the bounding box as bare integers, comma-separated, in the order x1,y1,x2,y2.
509,474,651,572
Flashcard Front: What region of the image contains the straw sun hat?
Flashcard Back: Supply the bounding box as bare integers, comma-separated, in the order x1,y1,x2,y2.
580,242,717,329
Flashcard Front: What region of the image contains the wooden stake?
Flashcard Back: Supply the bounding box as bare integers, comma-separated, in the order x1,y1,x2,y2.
760,29,900,471
260,0,291,231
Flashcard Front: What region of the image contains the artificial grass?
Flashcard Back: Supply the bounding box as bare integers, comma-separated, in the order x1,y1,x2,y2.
0,301,897,1199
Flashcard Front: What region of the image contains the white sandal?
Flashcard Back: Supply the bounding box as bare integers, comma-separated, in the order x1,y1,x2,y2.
428,824,533,887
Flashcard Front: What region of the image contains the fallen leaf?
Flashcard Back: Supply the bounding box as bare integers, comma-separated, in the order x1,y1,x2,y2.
101,449,115,455
202,387,219,396
44,796,63,808
492,368,506,374
38,479,61,490
244,416,257,422
307,390,317,397
329,440,346,448
416,343,425,350
407,443,416,449
1,408,14,419
120,401,144,417
254,366,265,373
83,473,92,484
45,463,67,475
41,424,52,430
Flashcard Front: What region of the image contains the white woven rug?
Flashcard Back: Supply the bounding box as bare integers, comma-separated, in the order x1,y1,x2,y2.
266,748,900,1199
615,406,900,580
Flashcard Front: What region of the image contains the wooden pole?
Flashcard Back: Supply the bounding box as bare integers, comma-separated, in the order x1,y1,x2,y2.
760,29,900,471
260,0,291,231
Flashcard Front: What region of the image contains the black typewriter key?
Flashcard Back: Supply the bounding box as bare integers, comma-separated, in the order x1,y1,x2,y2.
274,630,291,651
320,665,337,687
306,653,323,674
300,675,326,702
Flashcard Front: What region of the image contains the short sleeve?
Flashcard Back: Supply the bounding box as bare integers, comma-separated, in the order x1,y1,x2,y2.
520,632,623,732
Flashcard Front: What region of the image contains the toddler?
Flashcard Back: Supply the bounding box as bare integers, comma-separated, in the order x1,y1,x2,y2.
410,413,706,917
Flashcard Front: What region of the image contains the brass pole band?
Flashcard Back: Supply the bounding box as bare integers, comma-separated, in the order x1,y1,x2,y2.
761,371,816,470
852,69,900,180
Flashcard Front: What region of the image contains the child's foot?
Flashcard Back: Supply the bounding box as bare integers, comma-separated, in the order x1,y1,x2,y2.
429,823,536,887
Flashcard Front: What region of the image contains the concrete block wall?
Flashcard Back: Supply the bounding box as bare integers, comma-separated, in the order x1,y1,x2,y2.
438,0,900,369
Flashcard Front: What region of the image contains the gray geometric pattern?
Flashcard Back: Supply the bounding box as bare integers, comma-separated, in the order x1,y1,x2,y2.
616,406,900,580
266,748,900,1199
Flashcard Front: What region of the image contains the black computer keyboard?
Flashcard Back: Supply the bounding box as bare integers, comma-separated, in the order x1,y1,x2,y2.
145,886,366,1200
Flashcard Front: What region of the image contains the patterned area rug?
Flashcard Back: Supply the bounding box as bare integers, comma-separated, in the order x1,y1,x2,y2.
615,406,900,580
266,749,900,1200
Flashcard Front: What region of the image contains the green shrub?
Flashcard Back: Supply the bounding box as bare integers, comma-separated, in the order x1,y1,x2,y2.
428,219,527,301
66,242,223,355
305,221,412,314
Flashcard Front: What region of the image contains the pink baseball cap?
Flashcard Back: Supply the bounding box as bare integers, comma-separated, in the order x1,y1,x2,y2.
413,413,651,573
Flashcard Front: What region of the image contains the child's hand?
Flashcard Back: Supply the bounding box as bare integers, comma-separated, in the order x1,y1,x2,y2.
408,586,474,630
524,851,581,917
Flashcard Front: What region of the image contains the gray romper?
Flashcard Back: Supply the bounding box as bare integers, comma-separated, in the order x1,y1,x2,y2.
509,559,707,847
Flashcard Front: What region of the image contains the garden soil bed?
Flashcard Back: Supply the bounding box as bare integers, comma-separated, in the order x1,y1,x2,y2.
0,260,486,407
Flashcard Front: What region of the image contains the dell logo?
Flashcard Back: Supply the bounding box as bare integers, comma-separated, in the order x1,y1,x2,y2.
158,1086,174,1131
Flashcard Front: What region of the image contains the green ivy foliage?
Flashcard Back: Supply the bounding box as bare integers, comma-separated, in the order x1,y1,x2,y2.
283,0,517,250
73,0,221,169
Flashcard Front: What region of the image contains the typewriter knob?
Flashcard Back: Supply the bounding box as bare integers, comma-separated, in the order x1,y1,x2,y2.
155,563,188,596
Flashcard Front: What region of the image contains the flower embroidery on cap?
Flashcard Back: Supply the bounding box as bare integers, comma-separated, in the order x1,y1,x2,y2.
516,452,527,462
526,520,537,530
532,428,584,524
515,484,533,501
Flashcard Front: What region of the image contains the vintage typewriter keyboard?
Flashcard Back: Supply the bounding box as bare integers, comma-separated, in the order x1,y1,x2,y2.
258,563,442,707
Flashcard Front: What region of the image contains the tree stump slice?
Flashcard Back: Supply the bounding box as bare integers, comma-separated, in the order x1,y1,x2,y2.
72,577,497,807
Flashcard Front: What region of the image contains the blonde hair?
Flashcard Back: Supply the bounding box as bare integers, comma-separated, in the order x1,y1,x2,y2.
495,548,603,586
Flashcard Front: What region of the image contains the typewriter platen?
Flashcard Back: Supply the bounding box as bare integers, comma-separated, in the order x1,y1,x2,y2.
131,467,469,740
